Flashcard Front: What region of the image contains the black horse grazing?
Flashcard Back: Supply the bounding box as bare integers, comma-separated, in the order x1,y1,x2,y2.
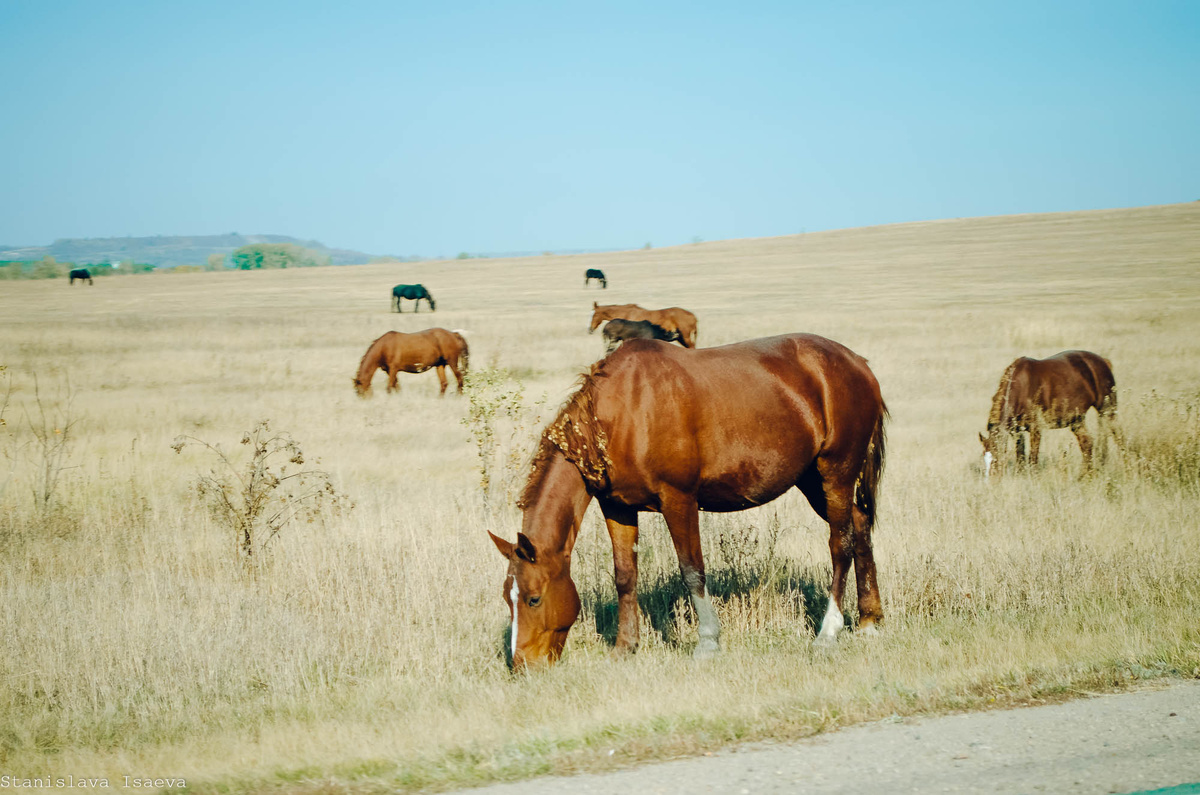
601,318,679,354
69,268,93,285
392,284,436,312
585,268,607,289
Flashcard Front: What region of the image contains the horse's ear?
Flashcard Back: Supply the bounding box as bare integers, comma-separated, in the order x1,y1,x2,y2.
978,432,987,448
488,531,515,558
515,533,538,564
593,301,598,309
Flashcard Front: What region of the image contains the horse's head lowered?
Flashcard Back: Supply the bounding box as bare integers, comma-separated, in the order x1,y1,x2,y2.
978,428,1000,477
488,531,580,670
352,377,372,399
427,293,437,311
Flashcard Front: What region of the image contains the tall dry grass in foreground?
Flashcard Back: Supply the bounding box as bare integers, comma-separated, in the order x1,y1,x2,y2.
1,203,1199,792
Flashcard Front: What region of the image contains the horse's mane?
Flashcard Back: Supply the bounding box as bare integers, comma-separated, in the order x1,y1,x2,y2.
518,366,612,508
987,359,1020,429
354,333,388,386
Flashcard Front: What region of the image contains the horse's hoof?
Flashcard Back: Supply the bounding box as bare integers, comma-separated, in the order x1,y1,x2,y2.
693,638,720,661
856,624,881,638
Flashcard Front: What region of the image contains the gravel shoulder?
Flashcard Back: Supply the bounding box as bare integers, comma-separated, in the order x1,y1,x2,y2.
462,680,1200,794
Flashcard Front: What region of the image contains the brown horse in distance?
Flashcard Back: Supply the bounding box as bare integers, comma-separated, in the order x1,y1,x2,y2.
489,334,888,670
589,302,698,348
353,328,469,398
979,350,1121,476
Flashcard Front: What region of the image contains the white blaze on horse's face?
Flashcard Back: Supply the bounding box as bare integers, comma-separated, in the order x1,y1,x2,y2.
508,576,519,660
983,451,994,478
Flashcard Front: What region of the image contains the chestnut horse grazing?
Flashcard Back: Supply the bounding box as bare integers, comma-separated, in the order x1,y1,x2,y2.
489,334,887,669
979,350,1121,476
589,302,698,348
353,328,468,398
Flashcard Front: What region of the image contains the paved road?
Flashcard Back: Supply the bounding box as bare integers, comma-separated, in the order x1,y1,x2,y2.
464,681,1200,794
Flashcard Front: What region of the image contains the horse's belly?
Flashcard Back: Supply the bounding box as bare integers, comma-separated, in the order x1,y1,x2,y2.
695,463,799,512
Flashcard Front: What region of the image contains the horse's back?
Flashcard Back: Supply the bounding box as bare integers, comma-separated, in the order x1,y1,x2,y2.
1018,351,1115,419
595,335,882,509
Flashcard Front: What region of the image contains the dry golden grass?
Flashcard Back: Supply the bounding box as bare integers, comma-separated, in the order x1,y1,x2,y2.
1,202,1199,792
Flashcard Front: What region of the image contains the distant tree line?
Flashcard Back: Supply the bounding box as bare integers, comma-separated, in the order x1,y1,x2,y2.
0,243,333,279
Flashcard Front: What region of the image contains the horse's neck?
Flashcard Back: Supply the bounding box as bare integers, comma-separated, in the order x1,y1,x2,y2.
522,451,592,559
356,346,382,384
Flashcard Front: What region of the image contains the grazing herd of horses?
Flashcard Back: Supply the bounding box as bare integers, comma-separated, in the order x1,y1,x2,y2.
356,270,1122,671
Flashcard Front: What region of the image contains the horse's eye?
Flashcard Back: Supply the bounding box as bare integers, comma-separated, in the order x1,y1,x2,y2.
527,596,541,608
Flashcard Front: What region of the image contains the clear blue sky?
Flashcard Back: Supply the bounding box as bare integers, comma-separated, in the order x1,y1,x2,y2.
1,1,1196,256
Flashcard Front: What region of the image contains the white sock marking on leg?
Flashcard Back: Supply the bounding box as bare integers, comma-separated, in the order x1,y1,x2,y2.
818,597,844,640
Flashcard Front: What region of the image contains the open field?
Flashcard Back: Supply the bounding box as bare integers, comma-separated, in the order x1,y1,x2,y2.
1,203,1199,792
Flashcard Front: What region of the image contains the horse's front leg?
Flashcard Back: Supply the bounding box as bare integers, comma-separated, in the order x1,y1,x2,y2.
1015,431,1027,468
386,369,400,394
661,491,720,659
599,498,641,655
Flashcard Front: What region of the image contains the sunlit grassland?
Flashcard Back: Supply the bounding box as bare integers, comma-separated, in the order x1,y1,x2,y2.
0,203,1198,792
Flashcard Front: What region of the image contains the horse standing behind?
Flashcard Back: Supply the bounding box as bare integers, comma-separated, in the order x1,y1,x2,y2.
392,284,436,312
585,268,607,288
353,328,468,397
69,268,93,285
601,318,678,354
589,302,697,347
979,350,1121,476
489,334,887,669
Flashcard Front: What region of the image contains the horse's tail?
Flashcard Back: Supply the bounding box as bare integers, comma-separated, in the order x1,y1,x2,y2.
452,329,469,372
854,403,888,522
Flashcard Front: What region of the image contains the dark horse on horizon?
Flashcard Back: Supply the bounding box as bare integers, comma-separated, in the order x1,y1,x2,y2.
589,302,697,348
391,284,436,312
488,334,888,670
585,268,607,288
979,350,1122,477
600,318,678,354
69,268,93,285
353,328,468,397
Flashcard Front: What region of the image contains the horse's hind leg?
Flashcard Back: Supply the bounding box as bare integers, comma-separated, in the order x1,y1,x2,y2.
435,365,448,396
850,503,882,633
1015,432,1027,468
660,490,720,659
1099,405,1124,464
1072,420,1094,473
1028,425,1042,469
450,362,464,394
797,470,852,646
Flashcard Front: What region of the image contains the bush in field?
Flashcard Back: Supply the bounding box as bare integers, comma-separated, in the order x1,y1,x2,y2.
461,367,546,508
172,420,351,562
232,243,331,270
31,256,67,279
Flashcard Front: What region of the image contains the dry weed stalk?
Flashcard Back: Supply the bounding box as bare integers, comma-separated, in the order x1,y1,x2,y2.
21,373,79,511
172,420,351,561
